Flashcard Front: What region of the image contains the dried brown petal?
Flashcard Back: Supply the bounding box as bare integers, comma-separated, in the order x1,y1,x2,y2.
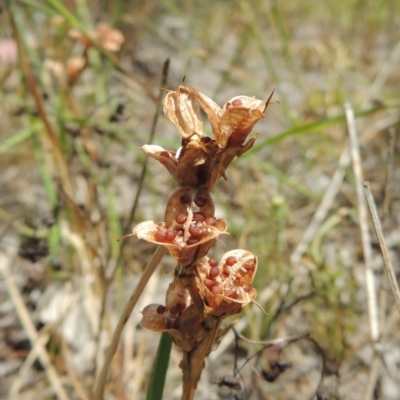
141,145,178,182
163,86,203,139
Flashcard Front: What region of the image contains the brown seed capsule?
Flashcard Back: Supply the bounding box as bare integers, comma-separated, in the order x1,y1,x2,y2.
211,285,224,295
165,229,177,242
193,211,206,222
209,266,220,278
156,305,166,314
186,236,199,245
225,256,237,266
194,196,207,207
208,258,218,268
154,229,167,242
205,216,216,226
175,213,187,224
180,193,191,204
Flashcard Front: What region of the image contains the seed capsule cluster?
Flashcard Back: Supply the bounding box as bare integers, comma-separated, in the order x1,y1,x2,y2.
131,85,270,371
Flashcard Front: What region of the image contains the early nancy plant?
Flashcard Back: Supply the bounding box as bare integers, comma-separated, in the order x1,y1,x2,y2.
95,85,273,400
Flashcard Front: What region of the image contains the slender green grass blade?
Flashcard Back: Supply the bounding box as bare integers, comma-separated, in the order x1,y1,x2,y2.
0,122,41,154
145,332,172,400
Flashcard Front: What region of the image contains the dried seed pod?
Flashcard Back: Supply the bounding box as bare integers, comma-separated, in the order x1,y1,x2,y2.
129,219,228,267
197,249,258,316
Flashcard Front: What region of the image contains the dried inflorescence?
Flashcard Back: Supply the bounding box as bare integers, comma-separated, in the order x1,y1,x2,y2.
129,85,272,398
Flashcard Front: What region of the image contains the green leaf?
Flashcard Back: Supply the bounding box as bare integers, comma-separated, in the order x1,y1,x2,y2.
145,332,172,400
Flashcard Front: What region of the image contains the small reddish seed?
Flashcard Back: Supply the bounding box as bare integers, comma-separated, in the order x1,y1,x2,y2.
225,256,237,266
180,193,191,204
204,278,219,288
156,305,166,314
165,229,177,242
225,289,238,299
189,224,202,237
208,258,218,268
193,211,206,222
160,151,170,158
243,285,252,293
194,196,207,207
186,236,199,245
205,216,216,226
175,213,187,224
232,99,243,107
176,228,184,237
154,229,167,242
211,285,223,295
244,261,255,270
209,266,220,278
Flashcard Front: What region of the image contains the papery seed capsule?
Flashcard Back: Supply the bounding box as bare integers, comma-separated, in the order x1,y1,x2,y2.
205,216,216,226
157,305,166,314
186,236,199,245
225,256,237,266
209,266,220,278
189,224,202,237
208,258,218,268
180,193,191,204
194,196,207,207
193,211,206,222
165,229,177,242
211,285,224,295
154,229,167,242
204,278,219,288
175,213,187,224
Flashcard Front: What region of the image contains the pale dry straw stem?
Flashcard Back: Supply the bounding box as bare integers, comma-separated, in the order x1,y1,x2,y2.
93,245,167,400
0,253,69,400
345,101,380,342
290,146,351,267
10,332,50,398
363,182,400,314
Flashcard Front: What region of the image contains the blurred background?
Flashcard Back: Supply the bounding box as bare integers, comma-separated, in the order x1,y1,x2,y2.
1,0,400,399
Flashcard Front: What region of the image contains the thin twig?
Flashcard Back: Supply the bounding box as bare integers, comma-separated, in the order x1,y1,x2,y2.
363,182,400,314
0,253,69,400
93,245,167,400
345,101,380,342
